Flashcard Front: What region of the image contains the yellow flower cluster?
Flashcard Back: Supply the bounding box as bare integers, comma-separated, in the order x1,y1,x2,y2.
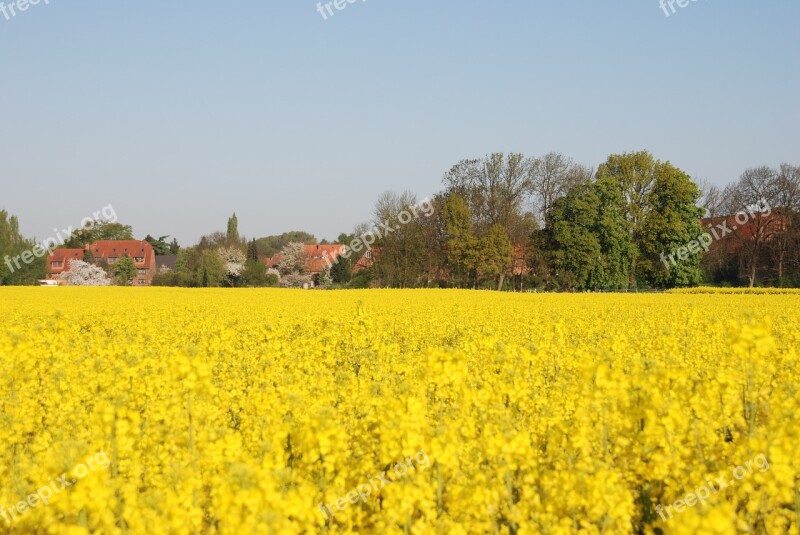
0,288,798,534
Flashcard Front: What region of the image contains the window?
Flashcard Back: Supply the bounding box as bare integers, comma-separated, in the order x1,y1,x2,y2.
365,250,373,259
138,279,147,285
108,257,118,264
52,261,63,268
138,269,146,274
134,257,144,263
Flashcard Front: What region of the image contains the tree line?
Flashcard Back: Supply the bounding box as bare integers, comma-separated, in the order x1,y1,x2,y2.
2,150,797,289
356,151,800,290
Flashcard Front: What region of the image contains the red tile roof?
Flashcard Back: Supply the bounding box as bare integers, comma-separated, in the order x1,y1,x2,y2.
46,240,157,283
88,240,155,266
264,244,365,273
47,248,85,275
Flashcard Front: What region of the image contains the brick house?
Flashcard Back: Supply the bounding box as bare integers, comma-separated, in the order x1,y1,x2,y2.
47,240,158,286
699,212,788,284
263,244,374,274
46,249,86,280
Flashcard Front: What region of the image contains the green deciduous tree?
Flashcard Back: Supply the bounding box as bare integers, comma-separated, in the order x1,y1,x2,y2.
594,151,702,288
241,258,272,287
112,255,137,285
254,232,317,257
548,179,634,291
478,224,513,290
63,222,134,248
639,162,705,287
443,194,479,287
0,210,46,285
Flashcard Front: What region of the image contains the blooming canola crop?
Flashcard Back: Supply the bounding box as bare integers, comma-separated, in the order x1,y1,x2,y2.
0,288,798,534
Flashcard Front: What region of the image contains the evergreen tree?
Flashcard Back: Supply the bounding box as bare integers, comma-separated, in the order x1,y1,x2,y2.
144,235,171,256
247,239,259,262
227,213,240,244
330,255,352,284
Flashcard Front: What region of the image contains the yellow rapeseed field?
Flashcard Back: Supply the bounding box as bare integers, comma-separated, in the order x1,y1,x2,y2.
0,288,798,534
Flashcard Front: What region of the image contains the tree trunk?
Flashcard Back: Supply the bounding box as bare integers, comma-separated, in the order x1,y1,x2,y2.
497,272,505,291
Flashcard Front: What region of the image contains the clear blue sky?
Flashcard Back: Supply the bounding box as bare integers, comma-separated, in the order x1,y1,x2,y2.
1,0,798,245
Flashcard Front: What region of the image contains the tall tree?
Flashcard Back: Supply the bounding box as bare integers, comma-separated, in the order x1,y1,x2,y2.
547,176,635,291
697,179,724,218
478,224,513,290
548,184,604,291
531,153,590,223
443,153,535,235
0,210,46,285
441,153,541,289
735,166,781,286
371,191,427,288
246,239,259,262
227,213,240,244
443,194,479,288
639,162,705,287
770,164,800,285
594,151,700,288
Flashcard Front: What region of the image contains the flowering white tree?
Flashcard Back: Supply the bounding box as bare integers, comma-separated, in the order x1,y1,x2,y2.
278,242,307,275
217,246,246,279
59,260,111,286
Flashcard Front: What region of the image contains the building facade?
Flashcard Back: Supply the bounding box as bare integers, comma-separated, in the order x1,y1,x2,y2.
47,240,158,286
